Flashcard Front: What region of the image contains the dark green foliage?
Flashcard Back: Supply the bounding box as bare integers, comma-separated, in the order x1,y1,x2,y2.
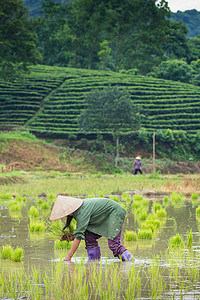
77,86,141,135
77,86,141,166
33,0,170,73
149,60,194,83
0,0,41,80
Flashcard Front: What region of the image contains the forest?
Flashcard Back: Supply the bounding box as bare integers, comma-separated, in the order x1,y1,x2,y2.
1,0,200,82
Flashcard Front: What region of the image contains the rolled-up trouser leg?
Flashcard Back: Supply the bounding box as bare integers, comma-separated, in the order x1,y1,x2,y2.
108,228,127,257
85,231,102,259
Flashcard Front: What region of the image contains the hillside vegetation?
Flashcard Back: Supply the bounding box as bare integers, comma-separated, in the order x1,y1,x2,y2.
0,65,200,137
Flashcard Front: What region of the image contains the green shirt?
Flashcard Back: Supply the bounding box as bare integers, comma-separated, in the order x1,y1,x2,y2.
72,198,127,240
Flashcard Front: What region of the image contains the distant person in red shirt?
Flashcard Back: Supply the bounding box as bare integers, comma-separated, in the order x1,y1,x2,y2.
134,156,143,175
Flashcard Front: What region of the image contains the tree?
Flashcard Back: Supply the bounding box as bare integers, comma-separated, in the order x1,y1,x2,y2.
149,60,193,83
162,21,190,61
0,0,41,80
77,86,141,167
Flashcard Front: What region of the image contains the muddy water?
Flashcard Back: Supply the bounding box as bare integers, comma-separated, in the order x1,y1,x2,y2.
1,197,200,299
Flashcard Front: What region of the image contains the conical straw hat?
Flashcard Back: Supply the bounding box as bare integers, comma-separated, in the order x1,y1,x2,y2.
49,195,83,221
135,156,141,160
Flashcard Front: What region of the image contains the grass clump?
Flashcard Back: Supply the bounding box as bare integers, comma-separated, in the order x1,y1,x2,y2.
141,223,155,233
139,211,147,220
124,230,137,241
153,203,162,212
1,245,23,262
29,206,39,218
11,247,24,262
138,229,152,240
1,245,13,259
145,219,161,229
156,209,167,218
30,221,46,232
169,234,184,249
41,202,50,210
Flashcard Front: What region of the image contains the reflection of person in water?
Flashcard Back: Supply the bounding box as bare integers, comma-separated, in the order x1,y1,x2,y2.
134,156,143,175
50,196,132,262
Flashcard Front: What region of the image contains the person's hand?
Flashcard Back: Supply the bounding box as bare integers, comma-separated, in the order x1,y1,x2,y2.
64,254,72,261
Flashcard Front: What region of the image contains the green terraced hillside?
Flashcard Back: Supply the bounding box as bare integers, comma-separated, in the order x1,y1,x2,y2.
0,65,200,137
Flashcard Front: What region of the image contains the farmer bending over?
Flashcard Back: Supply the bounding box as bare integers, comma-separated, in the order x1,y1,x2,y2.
50,196,132,262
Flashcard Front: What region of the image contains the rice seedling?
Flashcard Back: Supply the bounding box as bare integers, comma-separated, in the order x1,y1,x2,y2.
54,240,72,249
156,209,167,218
145,219,161,229
138,229,153,239
0,194,12,200
139,211,147,220
163,196,169,205
29,220,46,232
1,245,13,259
41,202,49,209
11,247,23,262
169,234,184,249
8,202,20,211
124,230,137,241
141,223,155,233
187,230,193,249
191,193,198,200
122,193,130,201
170,192,184,207
131,200,141,209
134,193,143,201
196,206,200,217
15,195,26,202
152,202,162,212
29,206,39,218
37,198,43,205
109,195,119,202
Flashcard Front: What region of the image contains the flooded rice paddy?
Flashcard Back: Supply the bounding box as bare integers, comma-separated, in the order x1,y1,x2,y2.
1,193,200,299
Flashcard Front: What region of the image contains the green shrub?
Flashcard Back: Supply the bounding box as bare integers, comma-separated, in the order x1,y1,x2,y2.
196,206,200,216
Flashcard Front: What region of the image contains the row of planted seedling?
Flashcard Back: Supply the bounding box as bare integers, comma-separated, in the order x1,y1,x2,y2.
1,245,200,299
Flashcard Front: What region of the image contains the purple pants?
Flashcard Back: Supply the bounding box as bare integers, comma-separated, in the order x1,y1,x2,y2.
85,229,127,257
